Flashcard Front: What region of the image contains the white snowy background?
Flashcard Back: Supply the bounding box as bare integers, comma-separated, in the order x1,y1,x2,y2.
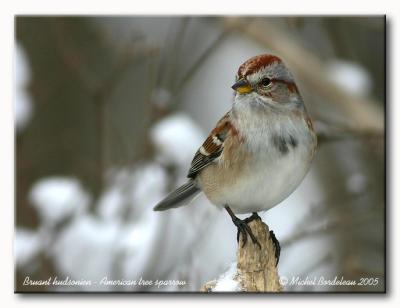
14,17,384,292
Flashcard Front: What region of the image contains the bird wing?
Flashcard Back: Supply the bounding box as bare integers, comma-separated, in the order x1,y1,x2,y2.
187,112,234,179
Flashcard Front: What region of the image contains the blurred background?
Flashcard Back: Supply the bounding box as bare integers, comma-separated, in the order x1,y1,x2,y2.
14,16,385,292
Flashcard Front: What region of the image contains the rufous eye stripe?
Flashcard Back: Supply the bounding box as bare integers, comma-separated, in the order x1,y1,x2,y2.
270,79,299,94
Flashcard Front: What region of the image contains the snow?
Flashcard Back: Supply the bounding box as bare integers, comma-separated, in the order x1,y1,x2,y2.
29,177,90,226
117,211,162,284
15,44,31,86
150,113,204,167
88,163,170,289
14,228,42,268
52,215,120,290
97,186,125,221
327,59,372,97
30,164,169,291
213,262,241,292
98,163,168,221
14,44,33,131
130,163,168,216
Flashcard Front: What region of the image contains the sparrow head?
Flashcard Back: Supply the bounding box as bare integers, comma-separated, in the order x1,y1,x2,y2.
232,54,304,112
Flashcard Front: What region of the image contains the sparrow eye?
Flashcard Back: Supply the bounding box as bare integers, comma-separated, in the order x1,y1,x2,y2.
260,77,271,87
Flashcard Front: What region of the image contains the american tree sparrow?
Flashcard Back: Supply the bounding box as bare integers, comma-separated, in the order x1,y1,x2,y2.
154,54,317,262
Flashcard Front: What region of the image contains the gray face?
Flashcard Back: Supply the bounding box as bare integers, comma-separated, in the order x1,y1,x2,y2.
241,63,304,113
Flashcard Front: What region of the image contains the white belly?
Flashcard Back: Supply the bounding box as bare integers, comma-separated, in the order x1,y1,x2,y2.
209,110,315,214
217,146,311,214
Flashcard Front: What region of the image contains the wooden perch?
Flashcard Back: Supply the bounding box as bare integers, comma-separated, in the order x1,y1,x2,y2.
201,218,282,292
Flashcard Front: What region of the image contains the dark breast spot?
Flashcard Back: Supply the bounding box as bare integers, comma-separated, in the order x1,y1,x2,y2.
289,135,298,148
272,134,298,155
273,135,289,154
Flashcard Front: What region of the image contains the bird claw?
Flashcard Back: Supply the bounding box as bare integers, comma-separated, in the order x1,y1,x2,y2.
243,212,261,224
269,230,281,266
232,215,261,249
224,207,279,264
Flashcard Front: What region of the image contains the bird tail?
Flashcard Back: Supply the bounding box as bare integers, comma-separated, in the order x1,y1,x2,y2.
153,180,200,211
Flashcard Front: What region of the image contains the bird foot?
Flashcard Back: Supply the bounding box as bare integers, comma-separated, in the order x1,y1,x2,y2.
225,207,280,265
233,216,262,249
225,207,261,249
243,212,262,224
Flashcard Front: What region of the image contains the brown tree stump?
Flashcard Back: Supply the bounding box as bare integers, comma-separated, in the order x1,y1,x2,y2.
201,218,282,292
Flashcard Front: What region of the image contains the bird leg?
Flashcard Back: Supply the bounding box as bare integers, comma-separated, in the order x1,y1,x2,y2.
224,206,261,249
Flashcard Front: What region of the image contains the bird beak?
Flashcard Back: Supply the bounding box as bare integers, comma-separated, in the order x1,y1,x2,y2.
231,79,253,94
